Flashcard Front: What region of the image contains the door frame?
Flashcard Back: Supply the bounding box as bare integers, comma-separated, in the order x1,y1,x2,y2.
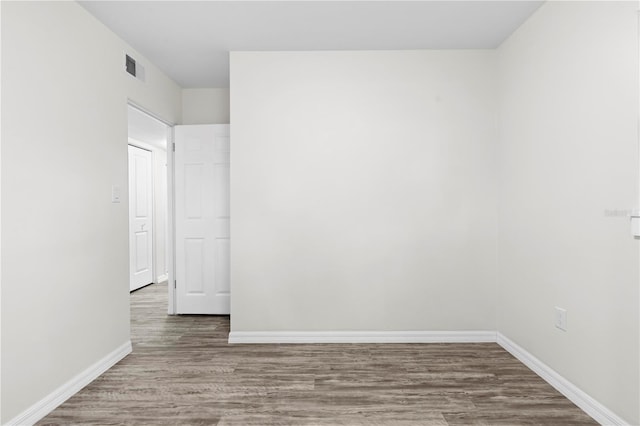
167,125,176,315
127,100,177,314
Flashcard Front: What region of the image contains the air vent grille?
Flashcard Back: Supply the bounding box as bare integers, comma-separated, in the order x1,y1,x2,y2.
125,54,136,77
124,53,145,82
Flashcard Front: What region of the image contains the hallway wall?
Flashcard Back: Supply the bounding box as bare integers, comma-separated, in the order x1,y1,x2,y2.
1,2,181,422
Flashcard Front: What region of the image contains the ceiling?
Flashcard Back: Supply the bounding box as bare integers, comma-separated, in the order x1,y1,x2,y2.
79,1,543,88
128,105,169,149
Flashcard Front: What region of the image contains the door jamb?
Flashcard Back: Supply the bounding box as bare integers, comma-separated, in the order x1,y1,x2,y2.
166,126,176,315
126,100,176,315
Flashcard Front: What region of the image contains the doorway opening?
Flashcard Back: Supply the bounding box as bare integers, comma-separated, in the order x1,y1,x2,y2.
127,104,172,310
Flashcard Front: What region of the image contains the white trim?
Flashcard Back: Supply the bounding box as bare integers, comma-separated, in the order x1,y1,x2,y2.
6,341,132,426
156,273,169,283
3,332,627,425
127,137,155,153
228,330,496,344
127,100,174,127
167,126,176,315
230,330,627,425
497,333,629,426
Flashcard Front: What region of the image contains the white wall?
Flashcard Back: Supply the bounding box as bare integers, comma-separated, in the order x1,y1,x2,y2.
0,2,3,421
497,1,639,424
182,88,230,124
230,51,498,332
1,2,181,422
2,1,636,424
154,150,168,282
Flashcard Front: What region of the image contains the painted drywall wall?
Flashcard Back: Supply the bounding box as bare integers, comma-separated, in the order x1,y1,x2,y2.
182,88,230,124
0,2,3,422
497,1,639,423
1,2,181,422
230,50,498,332
154,149,168,282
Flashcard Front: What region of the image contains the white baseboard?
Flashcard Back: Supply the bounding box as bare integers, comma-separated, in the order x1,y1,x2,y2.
6,341,132,426
231,330,627,425
156,273,168,284
4,332,627,426
497,333,629,426
228,330,497,344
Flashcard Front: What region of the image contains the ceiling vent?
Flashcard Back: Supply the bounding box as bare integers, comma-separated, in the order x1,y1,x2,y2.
124,53,145,82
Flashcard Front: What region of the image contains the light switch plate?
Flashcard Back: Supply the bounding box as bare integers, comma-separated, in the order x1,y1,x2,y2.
111,185,121,203
555,307,567,331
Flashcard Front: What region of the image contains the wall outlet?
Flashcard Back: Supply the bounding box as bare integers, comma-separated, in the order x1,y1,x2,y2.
555,307,567,331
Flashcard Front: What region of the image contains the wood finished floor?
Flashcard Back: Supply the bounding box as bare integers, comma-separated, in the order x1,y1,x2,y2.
39,283,597,425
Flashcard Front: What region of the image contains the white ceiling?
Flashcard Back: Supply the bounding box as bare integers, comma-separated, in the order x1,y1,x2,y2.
80,1,543,88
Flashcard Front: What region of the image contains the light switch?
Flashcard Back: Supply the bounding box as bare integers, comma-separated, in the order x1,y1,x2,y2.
111,185,121,203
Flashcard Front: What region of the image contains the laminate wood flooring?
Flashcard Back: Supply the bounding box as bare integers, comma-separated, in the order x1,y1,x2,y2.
39,283,597,425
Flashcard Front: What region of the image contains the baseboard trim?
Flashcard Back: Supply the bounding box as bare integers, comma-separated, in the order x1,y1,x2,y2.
228,330,497,344
497,333,629,426
230,330,627,425
6,341,132,426
4,332,626,425
156,273,168,284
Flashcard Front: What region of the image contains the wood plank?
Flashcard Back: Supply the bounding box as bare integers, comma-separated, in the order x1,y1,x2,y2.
38,283,597,425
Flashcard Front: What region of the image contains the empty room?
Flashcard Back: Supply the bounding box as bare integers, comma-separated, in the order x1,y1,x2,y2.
1,1,639,425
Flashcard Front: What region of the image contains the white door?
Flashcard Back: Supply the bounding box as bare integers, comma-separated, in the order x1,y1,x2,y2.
128,145,154,291
174,124,230,314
